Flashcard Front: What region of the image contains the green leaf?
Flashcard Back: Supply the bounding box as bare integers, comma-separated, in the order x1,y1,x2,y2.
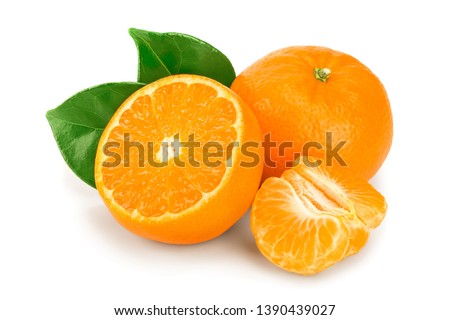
129,28,236,86
46,82,145,188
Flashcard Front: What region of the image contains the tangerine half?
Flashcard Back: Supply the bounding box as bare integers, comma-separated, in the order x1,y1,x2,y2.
95,75,263,244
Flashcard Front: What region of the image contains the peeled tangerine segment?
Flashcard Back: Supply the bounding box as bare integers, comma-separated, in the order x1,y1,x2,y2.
250,160,386,275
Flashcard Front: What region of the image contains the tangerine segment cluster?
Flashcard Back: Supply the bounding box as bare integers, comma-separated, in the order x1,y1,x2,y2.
95,75,264,244
250,158,386,275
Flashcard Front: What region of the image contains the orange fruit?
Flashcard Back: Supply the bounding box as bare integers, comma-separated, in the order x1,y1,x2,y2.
95,74,263,244
250,157,386,275
231,46,393,180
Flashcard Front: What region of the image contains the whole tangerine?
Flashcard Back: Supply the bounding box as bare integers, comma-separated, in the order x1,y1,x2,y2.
231,46,393,180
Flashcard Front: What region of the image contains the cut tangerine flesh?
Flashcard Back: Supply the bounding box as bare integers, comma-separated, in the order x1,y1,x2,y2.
100,81,236,216
95,75,263,244
250,157,386,275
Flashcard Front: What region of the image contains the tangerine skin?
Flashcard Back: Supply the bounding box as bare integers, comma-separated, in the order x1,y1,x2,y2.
231,46,393,180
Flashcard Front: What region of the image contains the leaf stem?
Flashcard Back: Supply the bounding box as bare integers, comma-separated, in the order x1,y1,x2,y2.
314,68,331,82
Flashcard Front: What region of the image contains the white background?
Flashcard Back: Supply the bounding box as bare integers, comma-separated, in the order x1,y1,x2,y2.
1,0,449,319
